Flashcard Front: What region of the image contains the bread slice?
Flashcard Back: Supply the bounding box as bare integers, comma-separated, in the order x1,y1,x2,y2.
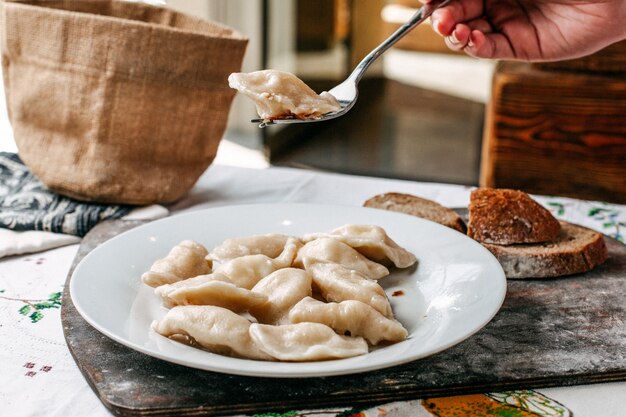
482,222,608,278
468,188,561,245
363,192,466,233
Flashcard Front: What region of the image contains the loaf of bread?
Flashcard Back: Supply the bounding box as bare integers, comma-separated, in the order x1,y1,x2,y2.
366,189,608,279
363,192,466,233
468,188,561,245
482,222,608,278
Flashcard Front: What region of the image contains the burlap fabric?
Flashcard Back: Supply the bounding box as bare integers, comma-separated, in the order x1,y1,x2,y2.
0,0,247,204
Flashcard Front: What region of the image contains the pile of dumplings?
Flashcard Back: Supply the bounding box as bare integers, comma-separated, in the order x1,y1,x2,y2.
142,224,417,362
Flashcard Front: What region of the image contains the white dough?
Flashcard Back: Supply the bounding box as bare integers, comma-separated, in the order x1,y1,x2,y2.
155,273,268,311
215,255,282,289
289,297,407,345
209,234,299,263
249,322,368,361
304,225,417,268
307,262,393,319
151,306,272,360
141,240,211,287
214,238,302,289
294,237,389,279
249,268,312,325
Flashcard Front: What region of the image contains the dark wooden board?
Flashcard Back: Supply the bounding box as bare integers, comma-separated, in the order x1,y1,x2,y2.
62,218,626,417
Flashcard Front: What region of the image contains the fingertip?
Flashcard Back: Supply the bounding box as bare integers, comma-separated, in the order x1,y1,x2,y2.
431,8,455,36
454,24,471,43
443,24,470,51
467,30,485,49
464,30,489,58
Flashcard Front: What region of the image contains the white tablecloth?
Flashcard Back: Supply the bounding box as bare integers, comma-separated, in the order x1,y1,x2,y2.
1,164,625,417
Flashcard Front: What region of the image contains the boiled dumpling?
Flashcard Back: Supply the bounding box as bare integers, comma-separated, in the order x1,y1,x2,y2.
249,322,367,361
214,255,278,289
289,297,407,345
307,262,393,318
214,238,302,289
228,70,341,122
304,225,416,268
249,268,312,325
293,237,389,279
154,272,268,311
142,240,212,287
151,305,272,360
210,234,299,263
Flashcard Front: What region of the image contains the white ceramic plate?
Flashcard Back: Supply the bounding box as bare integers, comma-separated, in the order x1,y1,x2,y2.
70,203,506,378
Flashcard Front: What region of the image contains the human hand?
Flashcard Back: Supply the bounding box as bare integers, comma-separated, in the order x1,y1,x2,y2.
424,0,626,61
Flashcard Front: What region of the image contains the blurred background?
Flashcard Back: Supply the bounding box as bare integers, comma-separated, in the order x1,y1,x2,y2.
167,0,496,186
2,0,625,202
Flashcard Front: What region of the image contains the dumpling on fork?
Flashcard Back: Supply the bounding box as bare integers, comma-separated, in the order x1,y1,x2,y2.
293,237,389,280
289,297,407,345
154,272,268,311
228,70,341,122
151,305,272,360
141,240,212,287
304,224,417,268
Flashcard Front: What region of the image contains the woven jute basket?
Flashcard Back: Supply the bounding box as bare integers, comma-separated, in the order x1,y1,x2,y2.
0,0,247,204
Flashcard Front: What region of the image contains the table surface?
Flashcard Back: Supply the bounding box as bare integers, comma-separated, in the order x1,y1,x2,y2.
1,163,625,417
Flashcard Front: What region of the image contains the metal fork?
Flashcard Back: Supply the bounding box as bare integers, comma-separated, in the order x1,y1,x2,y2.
252,0,450,128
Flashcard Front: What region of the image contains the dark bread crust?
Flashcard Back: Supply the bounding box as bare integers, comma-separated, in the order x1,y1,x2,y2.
482,222,608,278
468,188,561,244
364,192,466,233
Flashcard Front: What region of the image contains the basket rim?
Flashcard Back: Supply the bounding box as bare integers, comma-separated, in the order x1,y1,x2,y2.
2,0,248,42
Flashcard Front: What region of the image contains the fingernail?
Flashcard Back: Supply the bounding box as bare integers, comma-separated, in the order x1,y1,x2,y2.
450,31,459,44
431,17,440,33
468,33,476,48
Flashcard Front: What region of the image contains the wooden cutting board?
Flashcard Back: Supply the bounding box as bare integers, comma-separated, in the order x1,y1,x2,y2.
61,217,626,417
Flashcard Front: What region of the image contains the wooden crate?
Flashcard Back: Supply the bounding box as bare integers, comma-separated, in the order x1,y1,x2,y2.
296,0,336,51
481,61,626,203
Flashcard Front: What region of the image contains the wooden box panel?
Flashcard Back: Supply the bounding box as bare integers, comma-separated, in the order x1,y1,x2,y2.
481,62,626,203
296,0,335,51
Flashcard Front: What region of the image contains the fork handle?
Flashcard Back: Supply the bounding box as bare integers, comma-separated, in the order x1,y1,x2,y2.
349,0,451,84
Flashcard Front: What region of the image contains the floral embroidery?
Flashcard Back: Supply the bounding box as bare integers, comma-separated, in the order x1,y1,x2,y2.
588,206,625,242
21,362,53,377
546,201,566,217
0,289,62,323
